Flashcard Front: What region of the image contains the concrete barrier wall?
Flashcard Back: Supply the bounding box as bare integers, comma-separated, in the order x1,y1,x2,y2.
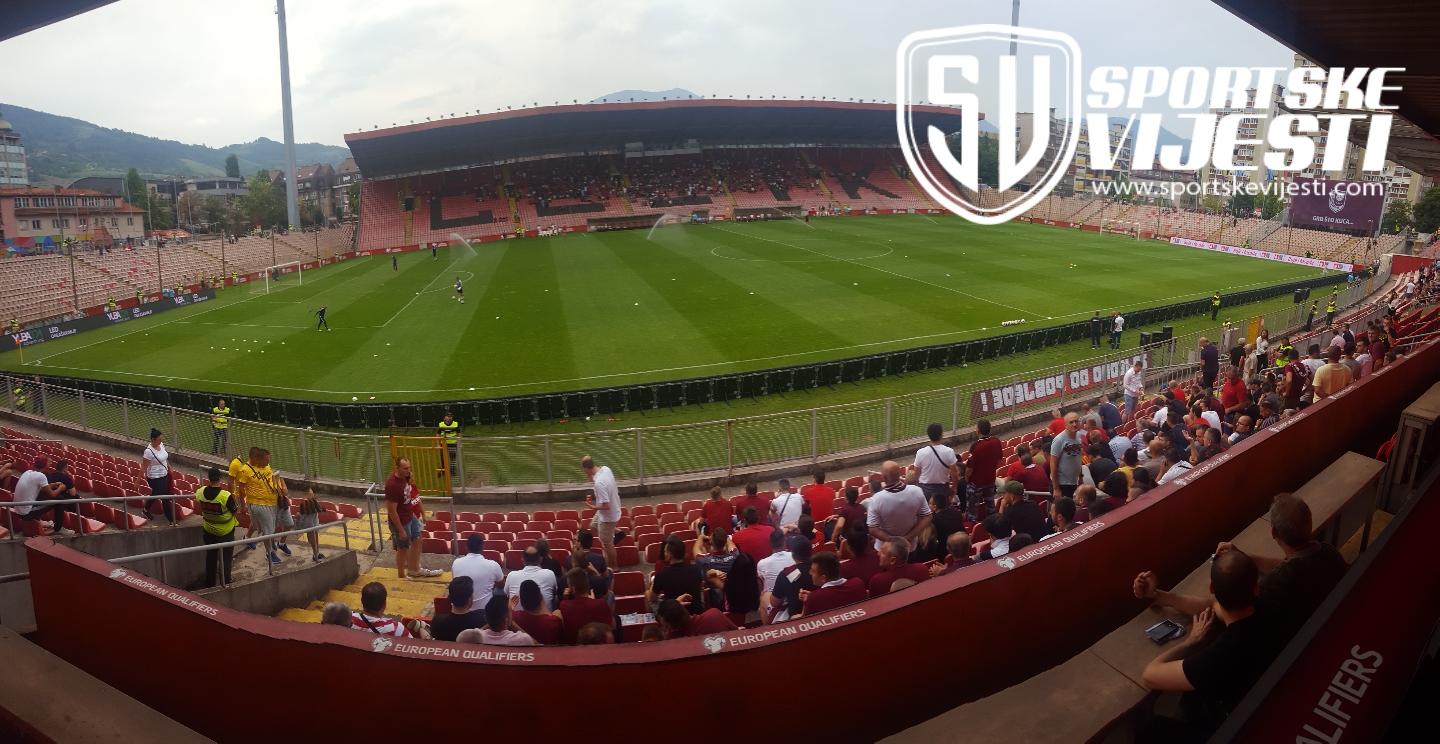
198,550,358,617
22,335,1440,744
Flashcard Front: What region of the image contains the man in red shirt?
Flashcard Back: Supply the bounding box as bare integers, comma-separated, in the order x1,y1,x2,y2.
384,458,422,580
800,471,836,525
838,522,882,585
1047,409,1066,435
732,483,769,524
695,486,734,535
965,419,1003,517
868,537,931,597
797,551,867,617
657,597,738,638
511,580,563,645
1220,367,1249,422
559,567,614,645
1009,452,1052,501
730,506,775,563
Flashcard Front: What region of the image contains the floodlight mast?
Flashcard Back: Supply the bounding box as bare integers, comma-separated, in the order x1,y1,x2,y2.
276,0,300,231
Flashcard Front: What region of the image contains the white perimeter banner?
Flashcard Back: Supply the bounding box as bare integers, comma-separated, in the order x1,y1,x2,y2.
1168,236,1360,272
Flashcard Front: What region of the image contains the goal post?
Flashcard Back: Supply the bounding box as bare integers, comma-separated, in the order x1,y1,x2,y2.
261,261,304,294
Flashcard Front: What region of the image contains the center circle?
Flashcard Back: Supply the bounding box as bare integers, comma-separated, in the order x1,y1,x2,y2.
709,243,894,263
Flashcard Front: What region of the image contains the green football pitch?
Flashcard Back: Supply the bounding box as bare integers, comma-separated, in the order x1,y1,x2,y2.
2,215,1320,406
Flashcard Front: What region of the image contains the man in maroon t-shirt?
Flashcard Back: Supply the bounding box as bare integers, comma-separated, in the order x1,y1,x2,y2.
868,537,931,597
797,551,867,617
559,567,614,645
965,419,1004,515
800,471,836,523
384,458,423,579
732,483,770,525
696,486,735,534
838,522,883,586
1009,453,1052,499
511,580,563,645
730,506,775,563
657,597,738,638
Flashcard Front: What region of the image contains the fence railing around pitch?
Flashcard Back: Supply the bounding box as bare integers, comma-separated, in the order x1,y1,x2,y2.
2,278,1384,491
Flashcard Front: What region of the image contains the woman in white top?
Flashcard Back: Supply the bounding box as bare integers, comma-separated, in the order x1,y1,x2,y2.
1254,329,1270,369
140,428,175,525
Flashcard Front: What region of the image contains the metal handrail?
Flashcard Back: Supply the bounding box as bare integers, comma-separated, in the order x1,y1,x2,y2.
109,517,355,566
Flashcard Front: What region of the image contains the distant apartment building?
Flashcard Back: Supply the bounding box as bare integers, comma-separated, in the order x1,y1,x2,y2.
0,112,27,187
1013,108,1069,195
332,157,360,219
1199,83,1286,191
295,163,335,222
1071,118,1133,195
0,186,147,245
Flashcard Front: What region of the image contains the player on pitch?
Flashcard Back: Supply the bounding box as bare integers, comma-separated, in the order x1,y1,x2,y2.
454,277,464,304
314,304,330,331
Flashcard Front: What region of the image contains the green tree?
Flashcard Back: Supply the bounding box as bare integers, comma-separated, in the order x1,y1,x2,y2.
1413,187,1440,233
1230,190,1255,216
1255,189,1284,220
1381,198,1413,234
122,167,148,218
1201,194,1222,213
309,203,325,227
347,181,360,219
148,194,174,230
243,169,286,231
976,135,999,189
225,154,240,178
203,195,226,231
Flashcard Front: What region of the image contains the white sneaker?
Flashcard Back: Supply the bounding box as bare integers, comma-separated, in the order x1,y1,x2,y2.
56,527,77,536
415,568,442,578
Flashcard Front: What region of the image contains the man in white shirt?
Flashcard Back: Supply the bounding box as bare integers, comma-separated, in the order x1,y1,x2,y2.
1122,360,1144,420
1158,449,1193,485
913,423,958,506
504,547,559,609
1404,279,1415,299
769,478,805,530
1110,311,1125,350
756,529,792,595
452,534,505,607
13,462,70,535
865,460,932,552
582,455,622,570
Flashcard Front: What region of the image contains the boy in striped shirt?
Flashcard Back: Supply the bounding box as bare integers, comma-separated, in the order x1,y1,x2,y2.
350,582,412,638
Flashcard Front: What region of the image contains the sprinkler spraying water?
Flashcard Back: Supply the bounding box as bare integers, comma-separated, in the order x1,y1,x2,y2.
448,233,480,257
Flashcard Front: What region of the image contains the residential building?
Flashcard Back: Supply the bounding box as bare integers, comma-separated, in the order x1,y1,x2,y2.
295,163,335,222
1199,84,1286,191
0,111,27,187
0,186,147,245
332,157,360,219
1013,108,1069,195
1071,118,1133,196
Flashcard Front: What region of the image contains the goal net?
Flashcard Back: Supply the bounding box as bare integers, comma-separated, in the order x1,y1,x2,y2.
260,261,305,294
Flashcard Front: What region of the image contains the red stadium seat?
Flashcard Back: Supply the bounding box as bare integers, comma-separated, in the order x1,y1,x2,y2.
671,529,697,543
337,503,364,518
613,595,648,616
817,542,836,554
528,521,552,533
505,511,528,523
615,546,640,567
510,538,535,551
554,519,580,532
434,511,452,522
549,538,572,554
499,521,525,533
532,510,556,523
425,519,448,532
557,509,580,522
488,532,515,543
480,512,504,524
504,550,525,571
517,530,543,540
545,530,573,542
630,505,653,518
612,571,646,596
319,511,343,524
433,597,451,616
581,508,596,520
644,543,661,564
679,500,702,513
421,538,451,554
483,540,510,553
482,550,503,563
433,530,455,541
655,503,679,516
452,521,475,533
457,511,481,523
633,515,658,529
635,532,661,552
684,510,702,524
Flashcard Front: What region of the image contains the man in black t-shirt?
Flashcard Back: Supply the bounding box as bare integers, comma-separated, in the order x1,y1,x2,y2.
1215,493,1348,637
646,538,705,609
430,576,488,642
1089,311,1103,348
996,481,1046,542
1139,550,1285,722
767,536,815,622
45,460,79,530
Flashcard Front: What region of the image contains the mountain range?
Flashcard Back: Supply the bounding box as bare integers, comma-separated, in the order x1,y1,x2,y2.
0,103,351,183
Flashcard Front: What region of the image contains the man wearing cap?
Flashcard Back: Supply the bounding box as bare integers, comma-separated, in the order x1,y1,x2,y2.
768,535,816,623
868,537,931,598
865,460,932,553
996,481,1047,541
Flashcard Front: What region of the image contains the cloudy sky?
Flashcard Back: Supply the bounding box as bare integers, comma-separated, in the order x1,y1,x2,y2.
1,0,1297,148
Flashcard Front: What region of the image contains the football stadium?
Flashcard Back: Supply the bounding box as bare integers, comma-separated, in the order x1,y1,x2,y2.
2,1,1440,742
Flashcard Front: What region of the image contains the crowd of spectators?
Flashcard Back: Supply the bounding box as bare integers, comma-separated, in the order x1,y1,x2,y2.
623,155,717,206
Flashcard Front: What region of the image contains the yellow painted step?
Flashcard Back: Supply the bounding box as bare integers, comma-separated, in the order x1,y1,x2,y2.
277,608,322,623
323,590,428,619
363,566,452,585
342,583,436,602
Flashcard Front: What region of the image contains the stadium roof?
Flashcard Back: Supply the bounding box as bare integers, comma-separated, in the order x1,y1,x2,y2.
344,100,973,180
1213,0,1440,176
0,0,117,42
